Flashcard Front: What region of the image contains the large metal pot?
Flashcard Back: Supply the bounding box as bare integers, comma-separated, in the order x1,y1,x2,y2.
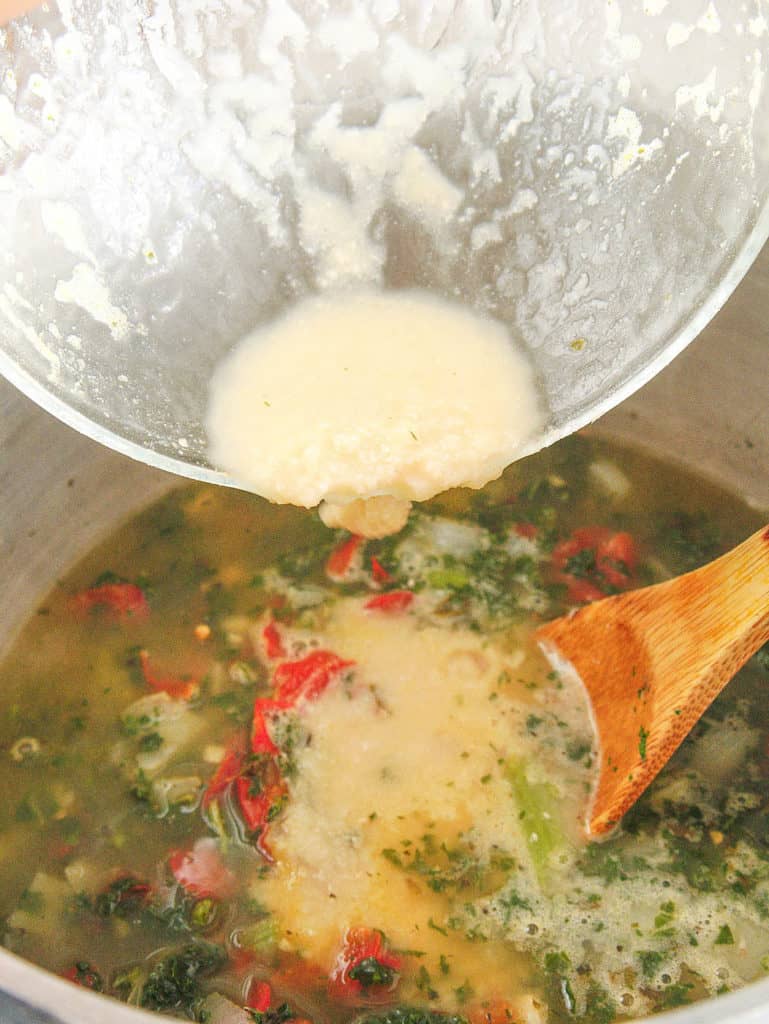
0,244,767,1022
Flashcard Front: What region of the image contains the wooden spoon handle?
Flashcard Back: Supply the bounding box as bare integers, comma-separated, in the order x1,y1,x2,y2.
640,524,769,684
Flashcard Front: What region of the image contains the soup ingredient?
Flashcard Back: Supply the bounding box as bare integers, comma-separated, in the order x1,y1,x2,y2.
206,290,543,537
318,495,412,540
254,595,592,993
3,436,769,1024
539,520,769,836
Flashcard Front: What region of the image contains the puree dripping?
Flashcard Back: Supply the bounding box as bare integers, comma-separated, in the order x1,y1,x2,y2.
206,290,543,537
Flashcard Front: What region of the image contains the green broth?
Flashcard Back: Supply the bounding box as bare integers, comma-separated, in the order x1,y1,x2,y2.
1,434,767,1024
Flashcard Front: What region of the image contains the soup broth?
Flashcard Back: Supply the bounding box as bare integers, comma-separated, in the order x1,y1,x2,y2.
1,435,768,1024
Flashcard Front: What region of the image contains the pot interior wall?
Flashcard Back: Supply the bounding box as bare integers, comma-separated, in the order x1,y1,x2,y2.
598,243,769,511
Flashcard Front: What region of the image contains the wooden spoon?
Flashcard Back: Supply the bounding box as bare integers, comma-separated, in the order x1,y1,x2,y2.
535,524,769,837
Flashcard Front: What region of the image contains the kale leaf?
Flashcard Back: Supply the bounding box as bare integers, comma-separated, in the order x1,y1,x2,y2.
139,942,225,1013
348,956,397,987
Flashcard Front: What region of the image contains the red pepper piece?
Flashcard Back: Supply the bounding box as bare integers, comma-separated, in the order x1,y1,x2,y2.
551,527,638,604
61,962,103,991
254,828,275,863
96,875,152,915
202,727,284,850
598,530,638,585
235,775,270,832
326,535,364,581
245,976,312,1024
370,556,392,584
329,927,401,999
363,590,414,613
235,774,286,834
273,650,354,708
71,582,149,621
247,979,273,1012
252,698,280,755
514,522,538,539
262,619,286,660
50,841,76,862
169,837,236,899
202,732,247,808
563,577,607,604
139,650,198,700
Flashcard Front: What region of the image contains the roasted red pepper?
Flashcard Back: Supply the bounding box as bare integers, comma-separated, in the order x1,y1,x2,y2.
245,976,312,1024
71,581,149,621
273,650,354,708
363,590,414,613
61,961,103,991
551,527,637,604
202,732,248,808
370,556,393,584
262,619,287,660
208,648,354,858
247,979,273,1012
138,649,198,700
94,875,152,917
169,838,236,899
328,927,401,999
251,698,280,755
235,769,286,835
202,728,283,853
326,535,364,581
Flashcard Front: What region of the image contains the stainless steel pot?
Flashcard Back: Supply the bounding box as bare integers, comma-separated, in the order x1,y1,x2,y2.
0,244,768,1022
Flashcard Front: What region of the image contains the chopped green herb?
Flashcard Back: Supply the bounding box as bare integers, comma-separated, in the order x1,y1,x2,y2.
453,980,475,1006
714,924,735,945
248,1004,295,1024
139,942,225,1012
18,889,45,917
94,876,150,919
138,731,163,753
349,957,397,987
638,726,648,760
416,965,438,1000
638,950,665,978
659,982,694,1009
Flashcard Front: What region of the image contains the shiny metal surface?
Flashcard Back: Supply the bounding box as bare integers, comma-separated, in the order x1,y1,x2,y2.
0,244,767,1020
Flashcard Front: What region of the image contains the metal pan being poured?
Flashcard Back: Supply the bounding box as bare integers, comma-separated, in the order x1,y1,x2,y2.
0,0,768,515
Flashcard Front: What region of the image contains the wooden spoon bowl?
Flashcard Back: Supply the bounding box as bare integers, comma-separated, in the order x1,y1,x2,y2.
536,524,769,836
